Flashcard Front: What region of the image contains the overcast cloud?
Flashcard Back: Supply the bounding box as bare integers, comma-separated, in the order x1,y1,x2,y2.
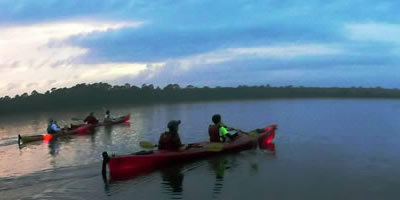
1,0,400,97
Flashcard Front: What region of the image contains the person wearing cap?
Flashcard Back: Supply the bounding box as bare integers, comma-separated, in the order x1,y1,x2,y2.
47,119,61,134
209,114,238,142
84,112,99,125
158,120,183,150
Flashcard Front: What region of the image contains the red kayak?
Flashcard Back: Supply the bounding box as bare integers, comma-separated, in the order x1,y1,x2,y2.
18,114,131,145
102,124,277,181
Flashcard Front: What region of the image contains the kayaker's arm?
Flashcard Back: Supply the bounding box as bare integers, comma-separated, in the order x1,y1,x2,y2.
226,127,235,131
224,124,245,133
220,123,235,131
51,124,60,132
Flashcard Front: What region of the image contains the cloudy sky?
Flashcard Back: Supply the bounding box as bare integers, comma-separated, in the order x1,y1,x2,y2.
1,0,399,97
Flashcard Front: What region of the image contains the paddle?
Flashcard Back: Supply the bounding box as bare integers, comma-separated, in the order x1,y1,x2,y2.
140,141,156,149
139,141,224,152
225,125,259,138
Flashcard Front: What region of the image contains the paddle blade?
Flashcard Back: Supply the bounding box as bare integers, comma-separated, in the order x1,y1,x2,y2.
140,141,156,149
248,132,258,139
204,143,224,152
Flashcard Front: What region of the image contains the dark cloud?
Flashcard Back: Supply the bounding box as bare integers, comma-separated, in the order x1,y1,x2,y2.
226,55,399,72
3,0,400,64
67,22,342,63
2,0,400,91
3,0,400,24
39,0,400,64
110,51,400,88
0,1,125,24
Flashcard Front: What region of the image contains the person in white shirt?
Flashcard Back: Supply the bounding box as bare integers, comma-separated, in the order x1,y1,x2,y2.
104,110,112,122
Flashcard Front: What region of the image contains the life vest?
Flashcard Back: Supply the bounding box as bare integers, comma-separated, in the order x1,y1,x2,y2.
158,132,182,150
209,125,222,142
47,124,56,134
84,116,98,124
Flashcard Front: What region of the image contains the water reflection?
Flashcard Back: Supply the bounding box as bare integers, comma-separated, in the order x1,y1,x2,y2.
99,148,277,199
48,138,60,157
102,171,111,196
102,123,131,146
103,126,113,145
48,138,61,168
89,131,96,147
160,164,185,199
208,157,229,197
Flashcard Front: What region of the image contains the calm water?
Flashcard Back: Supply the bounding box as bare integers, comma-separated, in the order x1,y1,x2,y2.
1,99,400,199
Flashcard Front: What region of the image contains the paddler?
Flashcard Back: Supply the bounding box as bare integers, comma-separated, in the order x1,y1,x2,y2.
208,114,238,142
158,120,183,150
47,118,61,134
84,112,99,125
104,110,112,122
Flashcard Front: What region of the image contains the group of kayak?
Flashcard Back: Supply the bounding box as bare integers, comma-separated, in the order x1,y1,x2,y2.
18,109,277,181
102,114,277,181
18,110,130,145
46,110,114,134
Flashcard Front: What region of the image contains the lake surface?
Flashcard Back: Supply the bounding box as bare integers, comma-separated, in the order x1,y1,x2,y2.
1,99,400,199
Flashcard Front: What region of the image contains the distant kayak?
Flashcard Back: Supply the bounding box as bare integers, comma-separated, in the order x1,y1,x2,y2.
18,114,130,145
102,124,277,181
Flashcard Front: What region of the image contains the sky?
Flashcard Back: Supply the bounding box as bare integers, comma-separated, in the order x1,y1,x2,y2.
1,0,400,97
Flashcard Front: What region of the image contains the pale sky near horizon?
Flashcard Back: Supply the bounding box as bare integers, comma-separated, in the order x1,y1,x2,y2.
1,0,400,97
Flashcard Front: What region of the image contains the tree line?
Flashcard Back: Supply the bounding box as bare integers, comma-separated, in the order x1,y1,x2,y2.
1,83,400,115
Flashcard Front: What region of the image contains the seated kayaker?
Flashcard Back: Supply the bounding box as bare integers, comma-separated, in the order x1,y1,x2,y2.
104,110,112,122
47,119,61,134
158,120,183,151
84,112,99,125
209,114,238,142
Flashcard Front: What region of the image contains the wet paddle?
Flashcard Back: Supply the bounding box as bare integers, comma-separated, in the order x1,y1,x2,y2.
225,126,259,138
139,141,156,149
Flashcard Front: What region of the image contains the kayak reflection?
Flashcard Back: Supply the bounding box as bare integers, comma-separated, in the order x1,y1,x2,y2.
160,164,184,198
47,135,74,157
102,122,130,146
48,138,60,157
208,156,230,197
103,126,113,145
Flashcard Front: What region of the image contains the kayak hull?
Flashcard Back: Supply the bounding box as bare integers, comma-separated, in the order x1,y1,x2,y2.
103,115,131,126
18,124,95,144
18,114,130,145
103,124,277,181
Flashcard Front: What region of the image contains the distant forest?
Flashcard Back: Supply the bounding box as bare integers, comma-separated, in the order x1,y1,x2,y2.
1,83,400,115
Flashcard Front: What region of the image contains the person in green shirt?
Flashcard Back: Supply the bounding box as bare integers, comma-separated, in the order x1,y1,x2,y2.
208,114,238,142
